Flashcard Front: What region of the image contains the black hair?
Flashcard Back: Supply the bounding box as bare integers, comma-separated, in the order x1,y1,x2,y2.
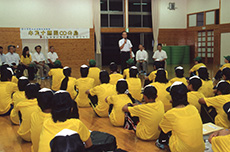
60,68,71,90
0,67,12,81
25,83,41,99
129,68,138,78
158,43,162,47
8,45,13,51
139,44,144,47
100,71,110,84
170,84,189,107
217,82,230,95
175,68,184,78
121,31,127,35
197,60,202,63
144,86,157,100
223,68,230,80
35,45,42,50
155,70,168,83
50,133,86,152
116,80,128,94
50,46,54,49
22,46,30,58
153,61,163,70
12,45,16,48
80,67,89,77
198,67,210,80
37,90,54,111
18,78,30,91
189,78,202,91
110,62,118,73
0,46,3,49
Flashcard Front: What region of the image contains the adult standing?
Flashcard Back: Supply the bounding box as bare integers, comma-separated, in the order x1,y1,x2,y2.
119,31,133,73
152,43,167,68
136,44,148,74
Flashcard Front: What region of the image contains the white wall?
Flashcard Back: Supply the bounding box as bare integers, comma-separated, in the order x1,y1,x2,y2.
0,0,93,28
221,33,230,64
159,0,187,28
220,0,230,24
187,0,219,14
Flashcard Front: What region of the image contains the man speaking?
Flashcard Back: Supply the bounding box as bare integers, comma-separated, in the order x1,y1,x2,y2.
119,31,133,73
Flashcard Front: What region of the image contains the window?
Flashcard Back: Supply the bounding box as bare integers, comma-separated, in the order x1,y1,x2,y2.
100,0,124,27
197,13,204,27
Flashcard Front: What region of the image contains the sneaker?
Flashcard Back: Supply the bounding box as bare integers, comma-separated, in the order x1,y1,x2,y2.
155,139,166,150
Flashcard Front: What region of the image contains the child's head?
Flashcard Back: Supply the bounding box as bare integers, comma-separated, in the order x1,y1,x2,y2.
63,66,71,77
216,80,230,95
143,85,157,102
18,76,30,91
194,57,202,64
174,66,184,78
25,83,41,99
116,79,128,94
37,88,54,112
155,69,168,83
222,68,230,80
168,82,188,107
198,66,209,80
80,65,89,78
153,61,163,70
126,58,135,68
89,59,96,67
187,75,202,91
224,56,230,63
109,62,118,73
0,67,13,81
100,70,110,84
129,66,138,78
223,102,230,121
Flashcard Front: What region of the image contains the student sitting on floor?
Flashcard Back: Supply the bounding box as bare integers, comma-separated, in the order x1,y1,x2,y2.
38,90,92,152
156,82,205,151
208,102,230,152
189,56,206,76
105,79,134,127
222,67,230,84
126,66,142,102
86,70,116,117
169,66,188,86
187,75,204,113
109,62,123,85
0,67,18,116
10,76,29,125
214,56,230,80
31,88,53,152
88,59,101,86
123,58,135,79
122,85,164,140
199,80,230,128
48,67,64,92
198,66,214,97
16,83,41,141
149,69,171,111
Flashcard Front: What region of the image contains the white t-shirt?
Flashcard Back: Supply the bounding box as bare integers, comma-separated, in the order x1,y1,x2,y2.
33,52,46,62
136,50,148,61
0,53,6,65
47,52,58,63
152,50,167,61
119,38,133,52
5,52,20,66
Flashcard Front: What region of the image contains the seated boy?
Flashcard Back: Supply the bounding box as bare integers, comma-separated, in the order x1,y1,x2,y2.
189,57,206,76
48,68,64,91
169,66,187,86
109,62,123,85
214,56,230,80
88,59,100,86
123,58,135,79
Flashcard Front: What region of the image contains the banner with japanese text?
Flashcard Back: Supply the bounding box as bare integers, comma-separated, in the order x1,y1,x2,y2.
20,28,90,39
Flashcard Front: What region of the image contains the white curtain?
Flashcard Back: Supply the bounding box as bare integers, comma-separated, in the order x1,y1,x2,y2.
151,0,160,52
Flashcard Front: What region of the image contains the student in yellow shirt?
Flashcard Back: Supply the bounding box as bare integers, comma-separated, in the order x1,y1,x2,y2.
86,70,116,117
214,56,230,80
48,68,65,91
187,75,204,113
123,58,135,79
189,56,206,76
38,90,92,152
126,66,142,101
222,67,230,83
199,80,230,128
16,83,41,141
88,59,100,86
106,79,133,126
0,67,18,116
169,66,188,86
122,85,164,140
31,88,53,152
156,82,205,151
109,62,123,85
10,76,29,125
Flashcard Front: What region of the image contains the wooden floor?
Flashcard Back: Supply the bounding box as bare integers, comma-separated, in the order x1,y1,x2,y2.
0,63,218,152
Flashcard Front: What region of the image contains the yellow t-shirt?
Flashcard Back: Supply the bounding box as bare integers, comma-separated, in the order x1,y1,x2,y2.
169,77,188,86
65,77,78,100
149,82,171,111
148,70,168,82
75,77,94,107
220,63,230,71
10,91,26,125
159,105,205,152
123,68,130,79
38,118,91,152
126,77,142,101
31,111,51,152
226,80,230,84
15,98,40,141
21,55,32,65
128,99,164,140
88,67,100,86
11,76,18,85
89,83,116,117
109,73,123,85
0,81,18,114
48,68,65,91
211,134,230,152
107,94,132,126
187,91,204,113
189,63,206,73
198,79,214,97
205,94,230,128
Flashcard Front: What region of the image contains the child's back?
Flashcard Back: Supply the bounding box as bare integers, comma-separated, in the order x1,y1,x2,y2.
126,77,142,101
169,77,188,86
109,73,123,85
198,79,214,97
88,67,100,86
65,77,78,100
48,68,64,91
187,91,204,113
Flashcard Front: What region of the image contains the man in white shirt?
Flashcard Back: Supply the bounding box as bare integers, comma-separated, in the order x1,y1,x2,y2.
136,44,148,73
5,45,20,71
47,46,61,68
119,31,133,73
152,43,167,68
33,45,50,79
0,46,6,65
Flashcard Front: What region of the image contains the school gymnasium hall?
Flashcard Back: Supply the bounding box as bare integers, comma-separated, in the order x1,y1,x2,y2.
0,0,230,152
